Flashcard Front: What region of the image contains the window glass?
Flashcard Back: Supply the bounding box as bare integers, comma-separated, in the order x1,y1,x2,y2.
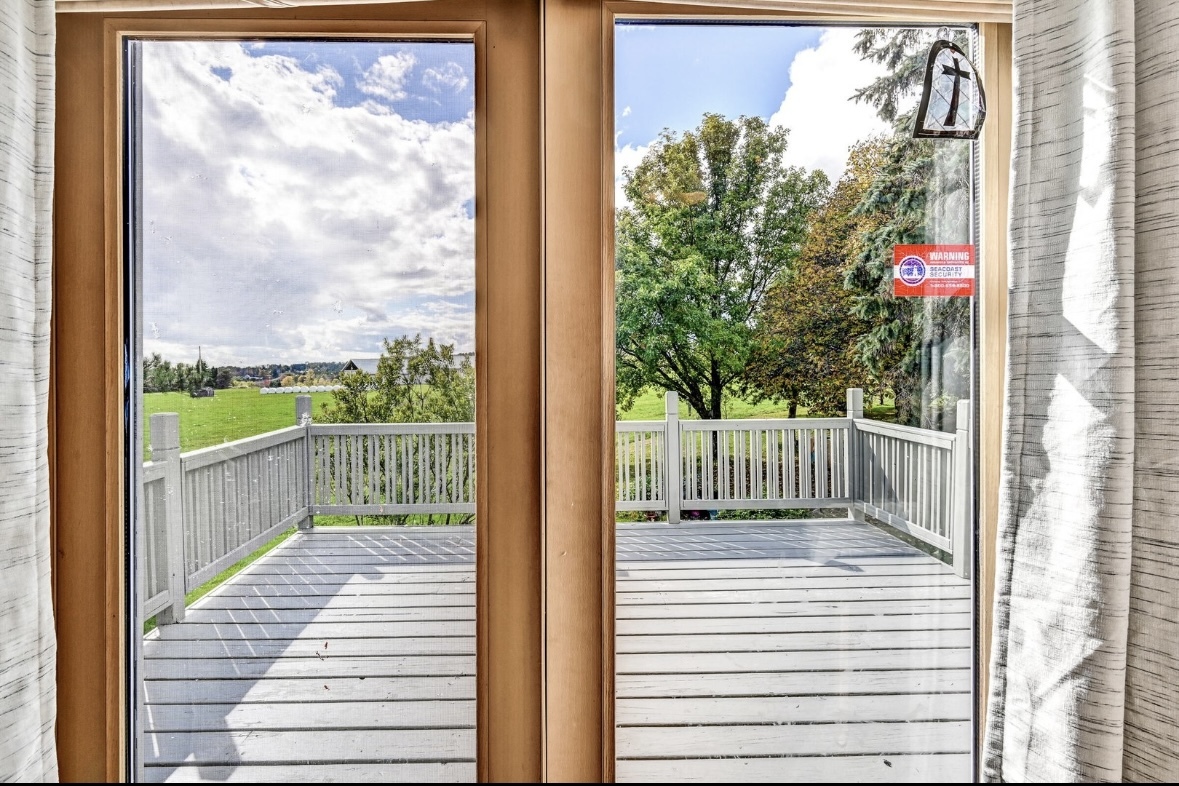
128,38,478,783
613,23,977,782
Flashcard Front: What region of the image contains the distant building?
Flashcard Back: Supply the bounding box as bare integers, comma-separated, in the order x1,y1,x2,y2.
343,354,473,376
342,358,381,375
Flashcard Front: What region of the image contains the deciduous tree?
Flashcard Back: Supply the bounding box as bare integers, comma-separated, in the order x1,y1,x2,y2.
746,141,885,416
845,29,974,429
616,113,827,419
322,334,475,424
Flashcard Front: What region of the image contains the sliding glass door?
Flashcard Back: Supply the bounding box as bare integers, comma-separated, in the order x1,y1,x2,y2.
53,3,1002,780
126,35,481,782
91,6,542,781
611,21,979,783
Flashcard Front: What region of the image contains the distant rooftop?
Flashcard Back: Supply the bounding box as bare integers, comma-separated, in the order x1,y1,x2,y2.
343,353,474,376
342,358,380,375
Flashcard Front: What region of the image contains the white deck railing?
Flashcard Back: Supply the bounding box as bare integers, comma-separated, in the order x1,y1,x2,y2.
310,423,475,515
615,421,668,511
140,416,311,623
140,387,972,623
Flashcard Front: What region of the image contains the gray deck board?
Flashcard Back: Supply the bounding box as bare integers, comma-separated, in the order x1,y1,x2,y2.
143,701,474,733
617,754,970,783
616,721,973,758
616,693,971,725
142,520,972,783
617,628,971,653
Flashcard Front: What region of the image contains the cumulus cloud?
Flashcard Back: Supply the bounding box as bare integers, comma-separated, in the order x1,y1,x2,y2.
614,142,649,208
357,52,417,102
140,41,474,365
423,62,469,93
769,28,892,183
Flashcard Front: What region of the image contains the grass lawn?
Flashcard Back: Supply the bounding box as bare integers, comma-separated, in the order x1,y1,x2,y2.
617,389,896,422
143,387,337,458
144,386,897,459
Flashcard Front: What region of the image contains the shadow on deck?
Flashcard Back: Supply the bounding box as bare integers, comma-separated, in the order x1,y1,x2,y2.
142,520,970,783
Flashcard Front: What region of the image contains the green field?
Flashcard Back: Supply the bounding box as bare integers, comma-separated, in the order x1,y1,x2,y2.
143,387,337,458
144,385,896,459
616,389,896,422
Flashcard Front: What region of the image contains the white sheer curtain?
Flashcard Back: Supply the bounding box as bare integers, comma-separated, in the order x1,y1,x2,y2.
0,0,57,781
985,0,1179,781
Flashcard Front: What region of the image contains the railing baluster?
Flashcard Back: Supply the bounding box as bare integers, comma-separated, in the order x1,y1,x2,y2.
915,442,924,531
423,433,431,506
366,433,375,505
822,428,830,498
616,432,624,501
803,429,813,499
641,430,648,504
625,431,633,502
382,434,390,506
434,432,443,505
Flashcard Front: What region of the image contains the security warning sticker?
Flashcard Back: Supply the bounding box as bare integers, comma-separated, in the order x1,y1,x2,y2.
893,244,975,297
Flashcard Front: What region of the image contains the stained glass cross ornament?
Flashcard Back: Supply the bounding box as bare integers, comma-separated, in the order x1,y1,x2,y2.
913,30,987,140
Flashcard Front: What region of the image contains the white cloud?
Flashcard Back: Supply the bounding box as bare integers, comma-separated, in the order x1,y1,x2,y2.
358,52,417,102
140,42,474,365
423,62,469,93
769,29,892,183
621,105,631,118
614,142,649,208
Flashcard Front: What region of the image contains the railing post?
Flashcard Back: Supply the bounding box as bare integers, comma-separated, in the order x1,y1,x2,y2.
846,387,864,421
665,391,681,524
952,398,974,579
151,413,186,624
296,395,314,530
846,388,865,522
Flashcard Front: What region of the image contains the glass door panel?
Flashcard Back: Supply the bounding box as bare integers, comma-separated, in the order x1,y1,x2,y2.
613,22,978,782
127,37,478,782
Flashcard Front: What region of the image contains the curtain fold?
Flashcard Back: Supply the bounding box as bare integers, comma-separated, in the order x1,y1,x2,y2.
986,0,1179,781
0,0,57,782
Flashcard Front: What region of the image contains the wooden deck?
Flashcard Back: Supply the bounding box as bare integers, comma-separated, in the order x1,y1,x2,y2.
142,520,971,783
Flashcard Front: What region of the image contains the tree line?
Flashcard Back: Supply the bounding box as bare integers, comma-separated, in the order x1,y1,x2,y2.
616,29,972,430
142,353,233,394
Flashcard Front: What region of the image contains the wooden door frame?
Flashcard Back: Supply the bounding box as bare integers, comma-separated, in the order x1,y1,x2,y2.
540,2,1011,780
54,0,1009,781
53,3,541,781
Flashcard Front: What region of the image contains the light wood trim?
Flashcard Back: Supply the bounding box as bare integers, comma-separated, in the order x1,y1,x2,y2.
600,3,617,777
54,4,541,781
608,0,1009,22
542,1,1013,782
101,23,127,780
541,0,610,780
60,0,436,11
55,15,110,780
978,20,1012,755
58,0,1012,24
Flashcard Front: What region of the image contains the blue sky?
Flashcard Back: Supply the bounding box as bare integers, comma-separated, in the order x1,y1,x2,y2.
615,23,821,149
613,25,892,205
243,40,474,124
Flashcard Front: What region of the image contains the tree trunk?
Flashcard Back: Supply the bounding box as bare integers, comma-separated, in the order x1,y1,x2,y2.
708,381,724,420
788,400,798,418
